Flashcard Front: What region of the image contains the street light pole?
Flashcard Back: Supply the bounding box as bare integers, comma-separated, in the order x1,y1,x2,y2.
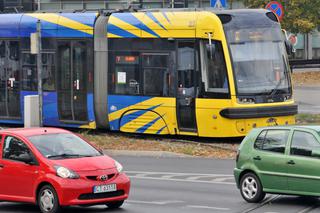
36,20,43,127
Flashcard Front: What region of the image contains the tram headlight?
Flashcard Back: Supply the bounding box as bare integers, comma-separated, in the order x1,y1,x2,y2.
283,95,292,101
237,98,255,104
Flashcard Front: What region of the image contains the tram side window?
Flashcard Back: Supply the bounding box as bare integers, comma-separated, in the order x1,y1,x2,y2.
21,52,55,91
22,53,37,91
0,41,5,58
142,54,169,96
201,40,229,97
177,42,197,97
110,54,141,95
42,53,56,91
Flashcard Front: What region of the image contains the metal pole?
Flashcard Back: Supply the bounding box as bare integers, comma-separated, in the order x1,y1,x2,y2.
36,20,43,127
37,0,41,10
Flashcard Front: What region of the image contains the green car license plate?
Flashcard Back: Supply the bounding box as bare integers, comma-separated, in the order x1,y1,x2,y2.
93,184,117,194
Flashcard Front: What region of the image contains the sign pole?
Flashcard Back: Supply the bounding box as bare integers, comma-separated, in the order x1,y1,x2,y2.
36,20,43,127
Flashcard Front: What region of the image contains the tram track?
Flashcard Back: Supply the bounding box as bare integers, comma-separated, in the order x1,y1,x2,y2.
88,129,241,152
297,205,319,213
238,195,281,213
238,195,320,213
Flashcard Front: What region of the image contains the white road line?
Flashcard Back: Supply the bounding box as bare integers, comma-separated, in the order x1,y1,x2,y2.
186,175,229,181
187,205,230,211
134,173,156,177
125,171,233,177
128,175,236,185
211,177,234,182
161,174,190,179
127,200,184,205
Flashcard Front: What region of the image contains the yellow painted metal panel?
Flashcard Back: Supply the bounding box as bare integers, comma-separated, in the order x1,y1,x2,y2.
80,121,97,129
120,110,169,134
196,98,296,137
28,13,93,34
108,97,177,135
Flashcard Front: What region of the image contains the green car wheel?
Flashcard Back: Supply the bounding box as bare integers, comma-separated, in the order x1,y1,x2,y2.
240,173,266,203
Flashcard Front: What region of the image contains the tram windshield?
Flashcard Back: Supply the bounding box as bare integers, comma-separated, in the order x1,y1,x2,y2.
224,17,291,95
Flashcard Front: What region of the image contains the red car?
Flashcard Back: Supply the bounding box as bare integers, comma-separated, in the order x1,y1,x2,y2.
0,128,130,213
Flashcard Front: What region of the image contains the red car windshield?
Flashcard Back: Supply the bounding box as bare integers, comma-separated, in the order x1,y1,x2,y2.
28,133,102,159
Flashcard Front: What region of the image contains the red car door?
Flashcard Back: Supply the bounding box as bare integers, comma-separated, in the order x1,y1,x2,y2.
0,135,39,201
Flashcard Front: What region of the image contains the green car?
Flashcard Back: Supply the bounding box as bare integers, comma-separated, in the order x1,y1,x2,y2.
234,126,320,203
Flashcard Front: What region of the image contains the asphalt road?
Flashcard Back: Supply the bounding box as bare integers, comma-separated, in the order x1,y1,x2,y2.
0,155,320,213
294,86,320,114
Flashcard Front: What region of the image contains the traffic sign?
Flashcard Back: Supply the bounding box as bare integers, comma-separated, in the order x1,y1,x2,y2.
210,0,227,8
266,1,284,21
288,34,298,46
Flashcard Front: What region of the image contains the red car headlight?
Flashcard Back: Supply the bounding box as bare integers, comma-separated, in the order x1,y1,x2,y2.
55,166,80,179
114,161,123,173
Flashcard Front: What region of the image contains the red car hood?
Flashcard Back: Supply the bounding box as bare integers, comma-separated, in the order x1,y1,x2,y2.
50,155,116,172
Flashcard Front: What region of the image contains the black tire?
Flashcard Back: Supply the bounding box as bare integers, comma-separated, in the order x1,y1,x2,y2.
106,200,124,209
240,173,266,203
37,185,62,213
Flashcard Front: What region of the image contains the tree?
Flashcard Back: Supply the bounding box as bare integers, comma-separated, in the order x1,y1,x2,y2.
243,0,320,33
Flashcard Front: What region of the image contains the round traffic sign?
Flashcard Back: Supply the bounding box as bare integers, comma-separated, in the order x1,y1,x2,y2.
266,1,284,22
288,34,298,46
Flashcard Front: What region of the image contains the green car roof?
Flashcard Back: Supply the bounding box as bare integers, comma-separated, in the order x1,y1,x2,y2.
256,125,320,132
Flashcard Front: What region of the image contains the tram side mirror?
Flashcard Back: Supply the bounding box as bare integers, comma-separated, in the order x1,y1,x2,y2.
206,44,216,60
285,40,293,56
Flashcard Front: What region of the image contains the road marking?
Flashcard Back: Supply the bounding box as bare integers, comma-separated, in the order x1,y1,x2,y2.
211,177,234,182
125,171,233,177
187,205,230,211
162,174,189,179
126,171,235,185
128,200,184,205
128,175,236,185
186,175,231,181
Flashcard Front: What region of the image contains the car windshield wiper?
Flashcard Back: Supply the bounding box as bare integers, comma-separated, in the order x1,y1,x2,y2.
47,154,95,159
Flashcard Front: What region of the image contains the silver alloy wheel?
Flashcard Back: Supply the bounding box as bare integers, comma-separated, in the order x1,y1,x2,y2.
241,176,258,200
40,189,55,212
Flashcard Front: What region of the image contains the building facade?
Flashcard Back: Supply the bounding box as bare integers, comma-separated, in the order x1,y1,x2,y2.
0,0,319,61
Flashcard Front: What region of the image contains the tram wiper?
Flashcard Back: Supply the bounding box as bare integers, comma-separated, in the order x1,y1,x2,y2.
269,56,289,100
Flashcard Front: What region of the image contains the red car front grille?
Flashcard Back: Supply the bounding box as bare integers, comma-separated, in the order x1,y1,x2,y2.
78,190,125,200
86,173,116,181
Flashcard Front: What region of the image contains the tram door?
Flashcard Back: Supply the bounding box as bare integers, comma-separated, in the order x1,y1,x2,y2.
0,40,21,118
176,41,197,132
57,41,88,123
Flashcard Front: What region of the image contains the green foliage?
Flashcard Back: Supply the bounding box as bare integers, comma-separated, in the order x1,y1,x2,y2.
243,0,320,33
